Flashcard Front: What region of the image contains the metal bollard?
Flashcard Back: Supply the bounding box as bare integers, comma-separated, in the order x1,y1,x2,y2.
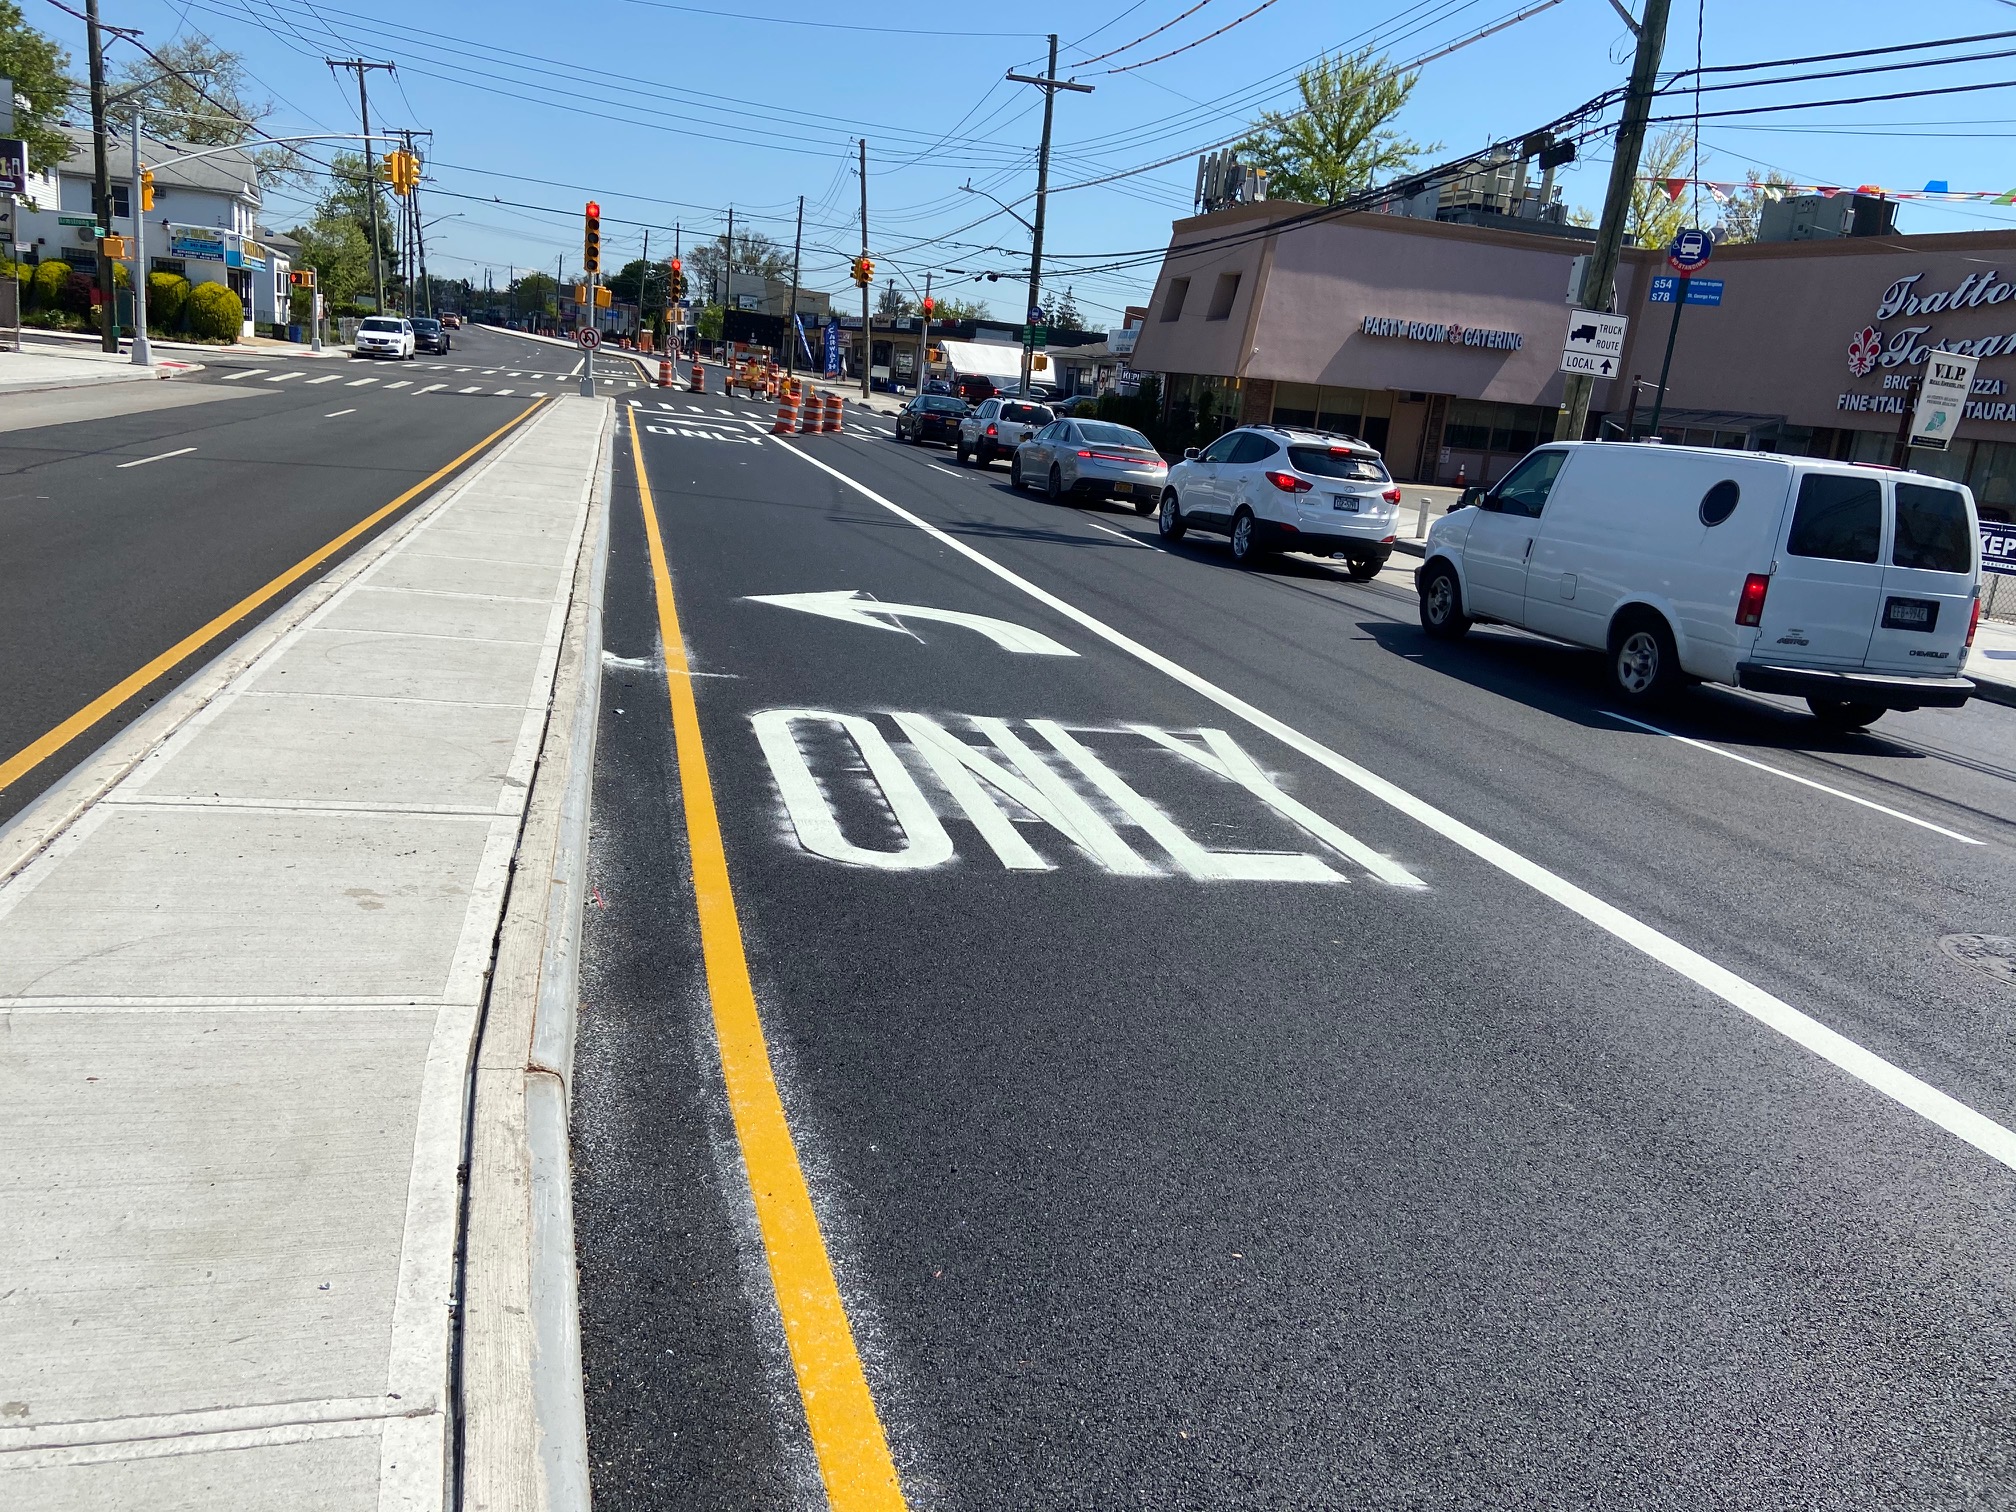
1414,495,1431,539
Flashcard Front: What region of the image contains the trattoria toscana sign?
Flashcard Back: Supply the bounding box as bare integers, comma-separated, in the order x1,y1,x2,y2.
1853,271,2016,370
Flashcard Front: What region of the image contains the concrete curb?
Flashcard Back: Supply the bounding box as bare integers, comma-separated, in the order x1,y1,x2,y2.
1969,672,2016,709
0,401,547,888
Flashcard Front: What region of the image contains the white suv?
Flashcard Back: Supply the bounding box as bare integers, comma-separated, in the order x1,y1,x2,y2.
353,316,416,360
1159,426,1402,578
957,397,1054,468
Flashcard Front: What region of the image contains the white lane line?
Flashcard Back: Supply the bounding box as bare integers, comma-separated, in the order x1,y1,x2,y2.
116,446,196,468
219,369,258,381
264,371,302,383
346,377,378,387
416,383,445,394
305,373,341,385
1083,518,1166,553
1599,710,1983,845
928,465,964,477
769,438,2016,1176
459,385,484,393
324,408,357,417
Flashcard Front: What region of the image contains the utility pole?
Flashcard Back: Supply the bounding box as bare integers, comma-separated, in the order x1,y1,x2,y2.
129,99,151,366
555,254,563,333
786,195,803,380
638,226,650,344
84,0,118,352
722,206,733,362
1007,37,1094,395
919,268,932,393
1552,0,1672,442
858,138,870,400
327,59,394,313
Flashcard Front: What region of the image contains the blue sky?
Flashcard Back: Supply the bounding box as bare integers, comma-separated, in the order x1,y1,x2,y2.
33,0,2016,324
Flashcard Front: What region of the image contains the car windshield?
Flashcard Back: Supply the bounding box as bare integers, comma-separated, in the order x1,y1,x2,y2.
1001,403,1052,425
360,318,402,332
1287,445,1388,482
1076,421,1154,450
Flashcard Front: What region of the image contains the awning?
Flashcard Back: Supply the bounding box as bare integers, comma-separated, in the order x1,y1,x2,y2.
937,338,1024,383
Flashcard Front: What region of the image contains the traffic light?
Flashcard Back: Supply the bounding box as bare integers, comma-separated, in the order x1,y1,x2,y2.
920,296,935,318
852,255,874,287
594,285,612,309
289,268,317,288
139,168,155,211
100,235,130,259
583,201,601,273
668,257,684,301
574,283,588,306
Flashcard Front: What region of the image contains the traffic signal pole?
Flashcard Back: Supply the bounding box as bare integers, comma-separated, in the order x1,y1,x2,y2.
859,138,871,401
1007,38,1093,396
1551,0,1671,442
129,100,150,367
786,195,803,381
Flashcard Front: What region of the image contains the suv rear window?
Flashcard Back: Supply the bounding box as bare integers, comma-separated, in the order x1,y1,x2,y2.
1287,445,1388,482
1787,474,1881,563
360,317,402,332
1893,482,1973,573
1001,403,1052,425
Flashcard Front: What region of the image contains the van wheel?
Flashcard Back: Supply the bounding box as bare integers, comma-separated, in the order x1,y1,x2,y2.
1229,509,1262,565
1158,491,1187,542
1609,612,1679,703
1418,562,1470,639
1808,698,1886,731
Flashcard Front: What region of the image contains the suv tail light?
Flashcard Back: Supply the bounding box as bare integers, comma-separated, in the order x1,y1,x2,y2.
986,423,997,437
1264,471,1312,493
1736,572,1771,627
1381,487,1402,504
1967,592,1982,647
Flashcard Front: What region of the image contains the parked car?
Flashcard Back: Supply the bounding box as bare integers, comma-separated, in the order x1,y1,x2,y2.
1011,419,1168,512
896,394,970,446
1053,394,1101,418
957,397,1055,467
1158,425,1401,578
1415,442,1982,726
353,316,416,360
412,317,451,355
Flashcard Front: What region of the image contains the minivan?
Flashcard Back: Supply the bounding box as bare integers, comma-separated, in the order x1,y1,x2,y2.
1415,442,1981,728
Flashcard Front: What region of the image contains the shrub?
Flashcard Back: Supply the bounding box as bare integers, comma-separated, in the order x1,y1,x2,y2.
29,259,68,311
186,281,245,341
60,271,96,317
148,271,191,331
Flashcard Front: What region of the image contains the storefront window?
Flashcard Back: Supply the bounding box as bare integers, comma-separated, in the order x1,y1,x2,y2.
1273,382,1319,427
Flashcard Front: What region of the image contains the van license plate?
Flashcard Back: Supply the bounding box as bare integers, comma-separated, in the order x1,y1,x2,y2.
1332,495,1359,512
1882,596,1939,631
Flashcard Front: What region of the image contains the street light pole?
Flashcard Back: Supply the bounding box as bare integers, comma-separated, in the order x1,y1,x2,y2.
129,99,150,366
1007,38,1094,396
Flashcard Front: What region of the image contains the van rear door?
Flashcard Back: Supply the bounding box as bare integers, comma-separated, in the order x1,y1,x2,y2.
1862,479,1977,674
1753,471,1885,666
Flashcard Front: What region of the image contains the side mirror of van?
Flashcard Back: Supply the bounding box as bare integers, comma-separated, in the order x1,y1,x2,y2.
1458,485,1485,510
1183,447,1201,460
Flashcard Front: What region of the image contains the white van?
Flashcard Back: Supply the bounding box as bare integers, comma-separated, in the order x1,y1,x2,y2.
1415,442,1982,728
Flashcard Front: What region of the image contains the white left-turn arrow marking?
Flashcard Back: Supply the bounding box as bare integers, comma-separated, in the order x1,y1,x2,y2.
744,589,1077,656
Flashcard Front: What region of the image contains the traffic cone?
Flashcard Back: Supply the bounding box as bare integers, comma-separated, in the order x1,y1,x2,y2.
821,392,842,433
690,363,704,394
658,353,672,387
799,391,820,434
773,388,799,434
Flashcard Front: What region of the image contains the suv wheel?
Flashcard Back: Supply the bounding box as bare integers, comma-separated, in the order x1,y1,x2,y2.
1418,561,1470,639
1610,611,1679,703
956,440,971,465
1228,509,1262,566
1808,697,1886,731
1344,553,1385,582
1158,491,1187,542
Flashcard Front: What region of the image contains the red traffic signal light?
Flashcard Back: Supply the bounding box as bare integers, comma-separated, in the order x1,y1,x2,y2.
920,297,935,316
586,200,600,218
583,201,602,273
668,256,682,272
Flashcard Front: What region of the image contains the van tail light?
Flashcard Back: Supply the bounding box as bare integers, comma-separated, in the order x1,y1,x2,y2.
1382,487,1402,504
1967,593,1981,647
1736,572,1771,627
1264,471,1312,493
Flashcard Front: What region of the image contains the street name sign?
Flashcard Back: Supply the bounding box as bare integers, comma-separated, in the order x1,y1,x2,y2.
1909,349,1980,451
1649,276,1723,306
1560,308,1628,378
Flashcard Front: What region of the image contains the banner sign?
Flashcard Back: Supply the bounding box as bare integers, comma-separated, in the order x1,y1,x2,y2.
822,319,841,378
168,226,228,262
1982,518,2016,577
0,138,25,195
1909,349,1980,451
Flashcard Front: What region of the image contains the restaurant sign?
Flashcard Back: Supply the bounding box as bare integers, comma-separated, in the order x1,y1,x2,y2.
1360,314,1524,351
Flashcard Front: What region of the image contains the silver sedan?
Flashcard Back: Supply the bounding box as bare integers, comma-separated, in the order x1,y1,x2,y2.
1011,419,1168,513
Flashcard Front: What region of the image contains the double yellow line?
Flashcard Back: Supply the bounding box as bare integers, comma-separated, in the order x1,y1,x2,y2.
628,407,907,1511
0,398,550,797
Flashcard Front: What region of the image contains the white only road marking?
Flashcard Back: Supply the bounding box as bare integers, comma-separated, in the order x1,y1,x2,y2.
745,588,1077,655
531,391,548,397
1084,519,1164,552
1599,710,1984,845
347,377,378,387
220,369,258,381
768,436,2016,1174
324,408,357,417
305,373,341,385
385,380,411,390
716,408,737,416
416,383,445,394
929,465,964,478
264,371,302,382
686,405,706,414
459,385,484,393
495,389,514,396
116,446,196,468
643,424,762,444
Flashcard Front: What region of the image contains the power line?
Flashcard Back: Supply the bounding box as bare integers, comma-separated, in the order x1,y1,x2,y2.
1100,0,1283,74
1073,0,1215,66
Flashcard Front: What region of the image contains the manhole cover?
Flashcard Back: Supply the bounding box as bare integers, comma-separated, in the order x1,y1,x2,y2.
1940,934,2016,988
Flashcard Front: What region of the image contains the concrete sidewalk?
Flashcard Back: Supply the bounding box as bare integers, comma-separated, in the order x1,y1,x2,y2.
0,396,608,1509
0,343,202,393
1969,607,2016,707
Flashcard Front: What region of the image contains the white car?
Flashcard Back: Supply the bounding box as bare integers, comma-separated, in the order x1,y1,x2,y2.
1415,441,1982,727
1158,425,1402,579
1010,419,1168,512
956,397,1055,467
353,316,416,360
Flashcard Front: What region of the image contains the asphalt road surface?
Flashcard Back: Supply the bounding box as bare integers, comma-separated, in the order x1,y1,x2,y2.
574,397,2016,1509
0,323,598,822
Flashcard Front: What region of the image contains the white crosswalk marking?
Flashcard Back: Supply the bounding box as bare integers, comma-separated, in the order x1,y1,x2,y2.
305,374,340,385
495,389,514,396
265,371,302,383
417,383,445,394
385,380,411,389
531,391,547,397
347,377,378,387
482,369,498,374
459,385,483,393
220,369,257,381
455,367,472,372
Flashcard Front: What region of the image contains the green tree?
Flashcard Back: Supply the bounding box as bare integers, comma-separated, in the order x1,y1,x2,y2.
930,295,990,322
0,0,76,178
512,271,558,316
607,259,654,306
1627,127,1697,251
876,279,911,317
1045,285,1084,330
113,36,301,188
689,230,788,302
1713,170,1797,245
304,153,397,293
1237,47,1434,205
696,301,724,341
289,214,372,309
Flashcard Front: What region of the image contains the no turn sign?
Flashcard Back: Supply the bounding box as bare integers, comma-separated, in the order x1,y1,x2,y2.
575,326,602,350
